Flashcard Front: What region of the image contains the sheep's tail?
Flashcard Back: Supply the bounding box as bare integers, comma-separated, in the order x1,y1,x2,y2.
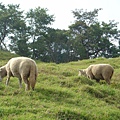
29,62,38,90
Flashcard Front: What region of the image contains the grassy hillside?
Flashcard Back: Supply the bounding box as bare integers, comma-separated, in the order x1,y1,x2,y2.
0,51,120,120
0,51,19,66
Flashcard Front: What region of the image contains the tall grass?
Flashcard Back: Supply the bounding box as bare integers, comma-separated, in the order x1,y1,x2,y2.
0,51,120,119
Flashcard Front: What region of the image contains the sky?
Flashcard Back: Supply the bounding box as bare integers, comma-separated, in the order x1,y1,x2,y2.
1,0,120,30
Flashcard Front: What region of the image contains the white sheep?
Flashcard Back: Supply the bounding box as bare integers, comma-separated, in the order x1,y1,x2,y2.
0,57,38,91
78,64,114,84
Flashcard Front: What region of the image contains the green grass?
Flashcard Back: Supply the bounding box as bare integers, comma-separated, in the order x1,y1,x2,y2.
0,51,120,120
0,50,19,66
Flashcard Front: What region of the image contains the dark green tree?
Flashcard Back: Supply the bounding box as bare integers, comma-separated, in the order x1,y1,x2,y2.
0,3,24,50
69,8,120,60
26,7,54,59
88,21,120,58
9,20,30,56
1,3,120,63
44,28,69,63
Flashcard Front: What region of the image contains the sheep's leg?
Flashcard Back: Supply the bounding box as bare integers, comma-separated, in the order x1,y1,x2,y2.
95,78,100,83
24,79,30,91
103,75,111,85
88,74,94,79
6,76,10,86
6,71,12,86
22,76,30,91
96,79,100,83
105,79,110,85
19,78,22,88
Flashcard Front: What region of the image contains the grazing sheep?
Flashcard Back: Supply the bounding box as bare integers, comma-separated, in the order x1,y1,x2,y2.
0,57,38,91
78,64,114,84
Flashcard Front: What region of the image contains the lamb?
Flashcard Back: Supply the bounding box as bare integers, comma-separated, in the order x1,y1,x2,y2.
78,64,114,84
0,57,38,91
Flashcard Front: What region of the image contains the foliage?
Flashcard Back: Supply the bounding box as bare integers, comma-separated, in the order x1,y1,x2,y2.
26,7,54,59
0,50,19,64
0,3,120,63
69,9,120,59
0,3,24,50
42,28,70,63
0,52,120,119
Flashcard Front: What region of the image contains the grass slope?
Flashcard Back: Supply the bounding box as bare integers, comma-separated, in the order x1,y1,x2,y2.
0,51,120,120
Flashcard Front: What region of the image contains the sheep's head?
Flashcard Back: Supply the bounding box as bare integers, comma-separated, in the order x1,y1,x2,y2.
0,66,7,81
0,68,3,81
78,69,87,76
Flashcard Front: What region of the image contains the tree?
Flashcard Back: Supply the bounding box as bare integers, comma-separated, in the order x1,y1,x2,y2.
0,3,24,50
26,7,54,59
88,21,120,58
44,28,69,63
1,4,120,63
69,8,120,60
9,20,30,56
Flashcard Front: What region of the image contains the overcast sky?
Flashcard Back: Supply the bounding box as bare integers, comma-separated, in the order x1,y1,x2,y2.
1,0,120,30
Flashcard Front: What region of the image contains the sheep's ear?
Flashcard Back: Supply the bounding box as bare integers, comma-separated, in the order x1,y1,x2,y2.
79,70,82,72
78,70,83,75
78,70,83,76
0,66,3,71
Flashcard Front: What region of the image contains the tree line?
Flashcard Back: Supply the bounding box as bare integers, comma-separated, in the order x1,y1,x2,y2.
0,3,120,63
